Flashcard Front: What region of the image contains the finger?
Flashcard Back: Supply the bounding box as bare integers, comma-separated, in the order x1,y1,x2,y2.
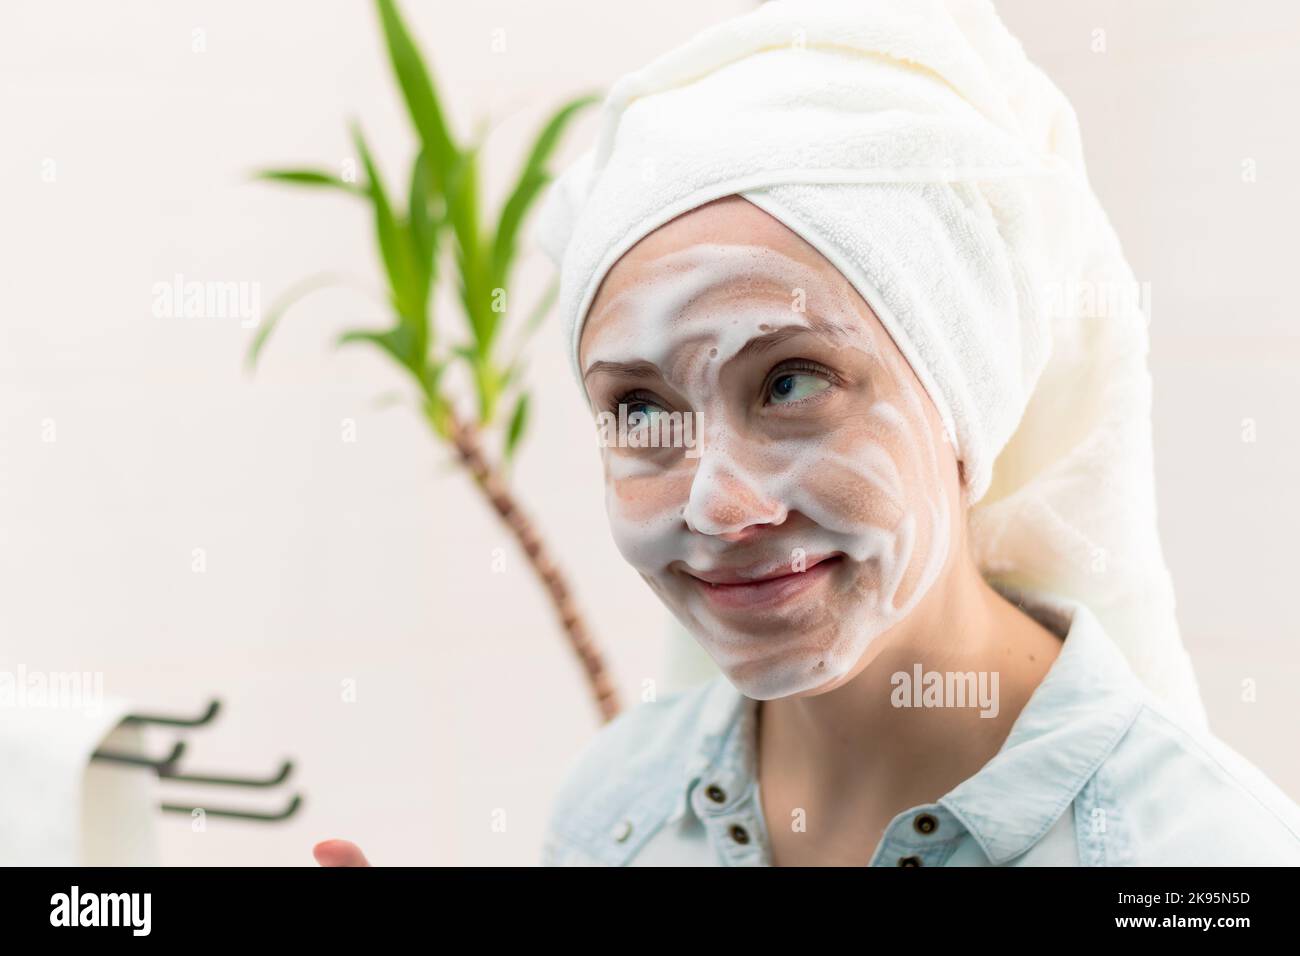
313,839,371,867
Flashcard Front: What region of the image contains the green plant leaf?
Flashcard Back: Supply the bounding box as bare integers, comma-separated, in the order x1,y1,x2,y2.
443,148,491,353
477,360,502,424
490,93,599,293
374,0,457,193
245,272,354,373
498,359,523,393
406,147,439,360
423,391,452,440
504,392,530,462
420,359,447,401
338,324,418,369
252,168,365,196
256,4,597,466
408,148,438,284
352,122,427,362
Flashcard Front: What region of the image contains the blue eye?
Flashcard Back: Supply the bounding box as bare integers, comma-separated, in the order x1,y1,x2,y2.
768,370,831,405
628,401,664,421
616,393,668,424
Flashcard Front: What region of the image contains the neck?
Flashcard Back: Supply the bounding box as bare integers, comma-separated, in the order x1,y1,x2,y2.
756,529,1064,814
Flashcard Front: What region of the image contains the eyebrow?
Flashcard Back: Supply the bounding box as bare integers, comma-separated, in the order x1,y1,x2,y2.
582,325,816,381
582,359,662,382
732,325,812,360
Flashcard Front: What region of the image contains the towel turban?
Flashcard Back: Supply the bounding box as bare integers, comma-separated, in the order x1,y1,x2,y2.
534,0,1208,730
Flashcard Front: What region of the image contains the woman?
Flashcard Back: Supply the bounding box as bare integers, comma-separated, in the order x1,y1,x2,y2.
537,191,1300,867
528,0,1300,867
316,0,1300,866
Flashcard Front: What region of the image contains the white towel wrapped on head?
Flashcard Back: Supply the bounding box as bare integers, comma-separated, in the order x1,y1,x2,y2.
535,0,1207,729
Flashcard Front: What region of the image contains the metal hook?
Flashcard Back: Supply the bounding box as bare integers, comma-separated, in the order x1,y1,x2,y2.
121,699,221,728
92,740,186,770
159,759,294,789
161,793,303,822
85,698,302,823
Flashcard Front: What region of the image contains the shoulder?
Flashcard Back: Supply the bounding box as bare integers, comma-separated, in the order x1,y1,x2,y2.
1097,697,1300,864
541,676,723,866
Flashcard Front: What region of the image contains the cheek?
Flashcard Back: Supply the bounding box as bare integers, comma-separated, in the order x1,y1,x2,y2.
603,458,693,570
800,458,906,531
787,398,922,533
607,465,691,522
788,380,951,608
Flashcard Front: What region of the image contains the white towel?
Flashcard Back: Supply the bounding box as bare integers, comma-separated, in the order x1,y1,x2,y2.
0,691,160,865
535,0,1208,729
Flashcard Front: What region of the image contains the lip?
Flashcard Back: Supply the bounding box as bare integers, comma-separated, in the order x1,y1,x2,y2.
685,554,843,611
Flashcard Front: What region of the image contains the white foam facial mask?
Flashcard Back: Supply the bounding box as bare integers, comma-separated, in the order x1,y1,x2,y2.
583,242,952,699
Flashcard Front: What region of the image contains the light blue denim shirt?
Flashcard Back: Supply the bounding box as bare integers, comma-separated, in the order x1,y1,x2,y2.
541,588,1300,866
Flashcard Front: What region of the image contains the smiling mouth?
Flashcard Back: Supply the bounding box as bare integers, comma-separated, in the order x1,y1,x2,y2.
685,554,844,611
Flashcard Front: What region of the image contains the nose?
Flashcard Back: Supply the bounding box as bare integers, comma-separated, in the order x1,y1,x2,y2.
682,448,787,539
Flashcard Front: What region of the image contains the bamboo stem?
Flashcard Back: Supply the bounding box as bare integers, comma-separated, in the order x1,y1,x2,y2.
444,409,621,724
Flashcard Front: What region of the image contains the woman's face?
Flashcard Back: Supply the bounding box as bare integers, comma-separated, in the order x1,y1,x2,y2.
579,196,964,700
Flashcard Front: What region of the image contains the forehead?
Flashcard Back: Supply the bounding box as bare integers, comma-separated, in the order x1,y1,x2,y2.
580,197,875,372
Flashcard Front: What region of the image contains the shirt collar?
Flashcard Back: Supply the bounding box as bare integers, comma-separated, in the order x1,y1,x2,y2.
670,586,1146,862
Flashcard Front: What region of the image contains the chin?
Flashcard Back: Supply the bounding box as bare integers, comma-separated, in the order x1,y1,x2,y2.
719,643,858,700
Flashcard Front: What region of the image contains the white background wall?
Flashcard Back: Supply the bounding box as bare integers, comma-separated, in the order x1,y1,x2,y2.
1,0,1296,865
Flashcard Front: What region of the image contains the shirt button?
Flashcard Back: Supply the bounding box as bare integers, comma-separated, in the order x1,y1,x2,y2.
705,784,727,804
898,855,923,867
729,824,750,845
610,819,633,843
912,813,939,835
